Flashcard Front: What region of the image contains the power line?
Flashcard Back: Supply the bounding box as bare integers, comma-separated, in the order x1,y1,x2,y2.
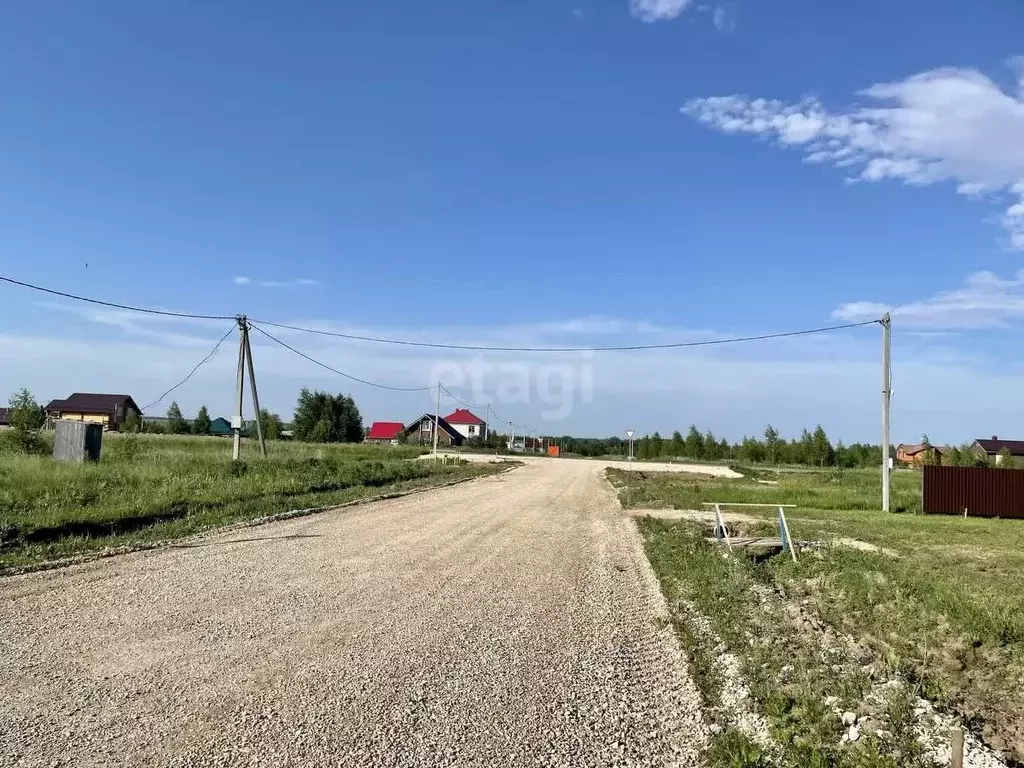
248,318,880,352
439,384,487,411
141,325,236,413
0,275,235,321
248,322,435,393
2,274,881,351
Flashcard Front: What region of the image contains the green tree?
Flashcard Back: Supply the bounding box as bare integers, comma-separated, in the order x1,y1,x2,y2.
192,405,211,435
947,446,963,466
669,430,684,458
257,408,284,440
651,431,663,458
684,425,704,459
166,402,189,434
998,446,1015,468
7,388,45,432
812,425,833,467
121,410,141,433
703,430,718,460
292,388,363,443
764,425,780,464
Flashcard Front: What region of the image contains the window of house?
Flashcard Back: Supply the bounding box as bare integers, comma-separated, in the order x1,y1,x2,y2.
468,425,476,435
422,420,432,432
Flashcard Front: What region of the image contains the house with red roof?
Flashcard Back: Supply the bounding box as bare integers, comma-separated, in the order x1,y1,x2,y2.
365,421,406,444
443,408,487,441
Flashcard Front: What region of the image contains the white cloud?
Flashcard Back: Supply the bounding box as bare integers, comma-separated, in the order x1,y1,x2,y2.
6,301,1024,443
630,0,693,22
833,270,1024,329
571,7,585,18
712,6,735,32
683,61,1024,248
241,279,322,288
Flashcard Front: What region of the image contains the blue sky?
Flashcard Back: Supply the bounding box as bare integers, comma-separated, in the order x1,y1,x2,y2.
2,1,1024,443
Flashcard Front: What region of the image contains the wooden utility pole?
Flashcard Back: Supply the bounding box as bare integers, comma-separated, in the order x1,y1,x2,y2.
243,321,267,457
232,316,246,461
882,313,892,512
232,315,268,460
432,382,441,458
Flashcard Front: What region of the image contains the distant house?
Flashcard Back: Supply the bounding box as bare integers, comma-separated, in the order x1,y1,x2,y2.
404,414,464,447
0,407,9,428
365,421,405,444
45,393,142,432
443,409,486,441
971,437,1024,465
210,417,232,437
896,443,948,466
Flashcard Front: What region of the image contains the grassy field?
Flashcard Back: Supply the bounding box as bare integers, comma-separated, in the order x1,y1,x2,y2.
610,466,1024,766
0,433,503,569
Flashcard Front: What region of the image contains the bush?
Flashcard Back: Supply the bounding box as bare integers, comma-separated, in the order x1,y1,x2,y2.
0,428,51,456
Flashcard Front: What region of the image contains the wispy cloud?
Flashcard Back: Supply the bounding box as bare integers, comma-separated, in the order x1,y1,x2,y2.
683,60,1024,248
571,7,585,18
234,278,322,288
712,6,735,32
833,270,1024,329
630,0,693,23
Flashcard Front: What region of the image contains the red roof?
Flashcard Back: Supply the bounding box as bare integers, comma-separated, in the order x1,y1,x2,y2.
444,408,485,426
366,421,405,440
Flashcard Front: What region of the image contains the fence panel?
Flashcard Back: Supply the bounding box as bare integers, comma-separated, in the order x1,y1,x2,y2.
922,464,1024,518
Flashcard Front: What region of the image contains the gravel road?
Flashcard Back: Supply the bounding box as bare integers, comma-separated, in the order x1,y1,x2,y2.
1,460,707,767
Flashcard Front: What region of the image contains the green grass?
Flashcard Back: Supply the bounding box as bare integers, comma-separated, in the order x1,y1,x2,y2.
0,433,502,568
616,467,1024,765
611,464,922,513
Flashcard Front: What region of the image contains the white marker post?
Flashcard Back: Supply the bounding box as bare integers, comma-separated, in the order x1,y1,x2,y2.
626,430,635,462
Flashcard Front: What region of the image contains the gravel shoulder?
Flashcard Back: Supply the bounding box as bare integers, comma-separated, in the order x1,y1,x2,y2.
1,460,707,767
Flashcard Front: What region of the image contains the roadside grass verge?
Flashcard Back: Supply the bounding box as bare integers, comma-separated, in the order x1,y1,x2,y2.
0,434,501,568
610,465,921,514
640,518,929,767
616,467,1024,765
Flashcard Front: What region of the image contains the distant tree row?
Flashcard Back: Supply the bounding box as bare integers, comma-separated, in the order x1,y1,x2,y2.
121,389,361,444
551,424,886,469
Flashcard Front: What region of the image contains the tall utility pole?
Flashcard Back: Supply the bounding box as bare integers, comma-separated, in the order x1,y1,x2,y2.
231,315,268,461
484,404,490,443
242,322,267,458
432,382,441,458
509,421,515,452
881,313,892,512
232,316,246,461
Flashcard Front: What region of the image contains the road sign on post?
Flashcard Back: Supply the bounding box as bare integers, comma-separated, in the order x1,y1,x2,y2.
626,430,635,462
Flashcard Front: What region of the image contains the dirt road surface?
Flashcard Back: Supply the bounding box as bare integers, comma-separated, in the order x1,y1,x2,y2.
0,460,708,767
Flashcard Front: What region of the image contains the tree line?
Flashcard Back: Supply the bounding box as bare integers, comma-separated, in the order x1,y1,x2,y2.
129,388,362,443
552,424,886,468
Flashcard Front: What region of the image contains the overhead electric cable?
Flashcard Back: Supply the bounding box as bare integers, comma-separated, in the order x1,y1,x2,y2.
249,322,435,393
141,325,236,412
248,318,880,352
0,275,235,321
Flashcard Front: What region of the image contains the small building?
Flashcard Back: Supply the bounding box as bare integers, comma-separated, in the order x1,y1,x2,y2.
0,407,9,428
366,421,405,444
443,409,487,441
971,437,1024,465
896,443,948,466
210,417,233,437
45,393,142,432
404,414,464,447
